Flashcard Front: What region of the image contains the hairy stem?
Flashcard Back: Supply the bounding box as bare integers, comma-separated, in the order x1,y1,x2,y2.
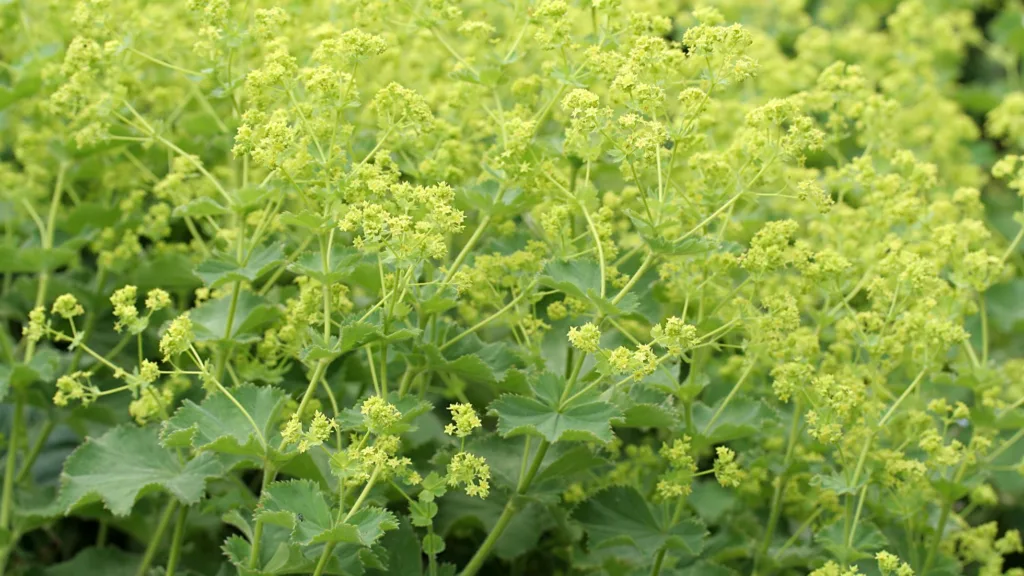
165,506,189,576
136,500,177,576
15,418,55,484
460,440,550,576
0,399,24,571
247,463,275,570
754,399,802,572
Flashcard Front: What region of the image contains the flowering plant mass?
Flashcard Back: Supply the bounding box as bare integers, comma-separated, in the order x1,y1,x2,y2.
2,0,1024,575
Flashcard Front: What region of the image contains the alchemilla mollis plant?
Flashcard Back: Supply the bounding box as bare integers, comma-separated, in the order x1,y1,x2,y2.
2,0,1024,574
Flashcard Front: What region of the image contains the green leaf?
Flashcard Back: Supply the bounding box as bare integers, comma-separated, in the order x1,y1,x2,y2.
224,525,373,575
677,561,740,576
539,259,600,303
615,403,678,429
0,244,78,273
626,211,719,256
195,243,284,288
279,210,329,231
410,500,438,527
417,331,519,386
257,480,398,547
161,385,287,458
339,507,400,547
301,319,421,362
985,280,1024,333
256,480,334,546
418,285,458,316
191,292,281,344
173,196,230,218
0,348,61,396
289,244,362,284
433,491,552,560
688,482,737,525
367,517,422,576
421,533,445,555
691,397,764,446
129,253,201,291
455,181,530,218
809,471,865,496
815,520,887,564
232,185,276,212
62,202,120,235
531,445,608,493
574,486,707,555
538,260,637,316
59,426,224,516
488,372,620,444
45,547,140,576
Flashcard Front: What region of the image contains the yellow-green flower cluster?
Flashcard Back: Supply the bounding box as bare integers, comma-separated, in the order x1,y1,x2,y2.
567,323,602,353
606,343,658,381
656,437,696,500
110,285,139,333
51,294,84,320
446,452,490,499
361,396,402,435
159,314,194,361
53,372,100,408
23,307,47,344
444,403,481,438
282,410,337,453
712,447,743,488
650,317,697,355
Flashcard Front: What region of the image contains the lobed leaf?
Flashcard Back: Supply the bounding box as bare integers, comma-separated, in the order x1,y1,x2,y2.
58,426,224,517
574,486,707,555
488,372,620,444
161,385,287,458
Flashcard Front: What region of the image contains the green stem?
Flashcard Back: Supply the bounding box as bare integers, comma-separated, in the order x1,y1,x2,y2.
847,483,869,549
651,496,688,576
444,215,491,284
247,463,275,570
294,360,328,423
24,165,67,363
979,292,989,365
69,267,108,371
702,361,755,434
136,500,177,576
774,507,822,558
97,520,109,547
0,398,26,571
311,543,334,576
16,418,55,484
923,504,952,574
844,368,928,546
314,467,382,576
0,400,24,535
1000,223,1024,264
460,440,550,576
165,506,189,576
258,236,314,296
439,282,538,351
923,463,968,574
611,252,655,306
215,281,243,381
755,399,802,571
320,233,333,342
396,366,416,398
650,549,667,576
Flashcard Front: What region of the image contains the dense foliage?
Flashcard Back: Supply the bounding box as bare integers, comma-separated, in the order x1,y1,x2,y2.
2,0,1024,575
